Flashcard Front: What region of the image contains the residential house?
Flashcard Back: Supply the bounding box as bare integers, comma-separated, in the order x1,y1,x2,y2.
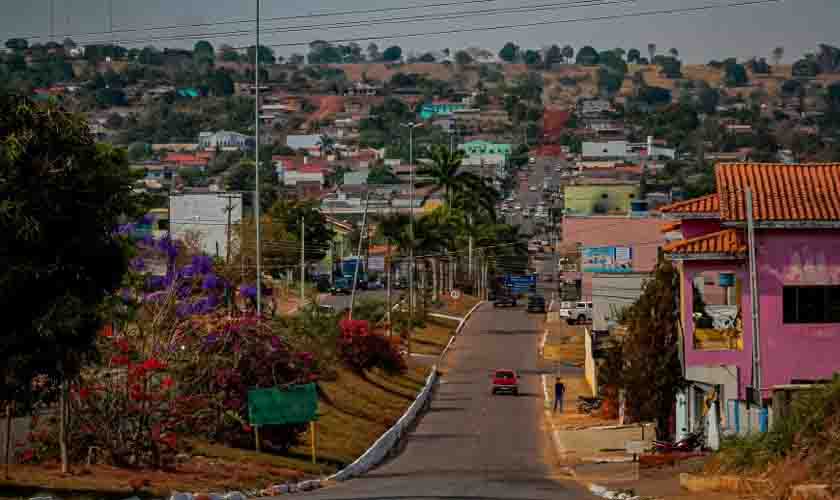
452,108,511,135
661,162,840,438
419,101,467,120
342,169,369,186
163,153,211,169
286,134,323,155
563,181,641,216
152,144,198,153
274,156,329,186
344,81,382,96
198,131,254,151
576,98,614,117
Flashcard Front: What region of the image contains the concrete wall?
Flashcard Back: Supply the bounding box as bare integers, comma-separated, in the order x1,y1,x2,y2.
591,273,649,331
169,193,243,259
563,185,640,215
584,328,598,396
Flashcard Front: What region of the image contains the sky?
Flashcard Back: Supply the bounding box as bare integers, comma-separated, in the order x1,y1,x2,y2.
1,0,837,63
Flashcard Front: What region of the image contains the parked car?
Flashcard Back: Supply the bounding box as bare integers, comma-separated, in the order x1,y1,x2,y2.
491,369,519,395
559,301,593,324
493,295,517,308
367,280,384,290
527,295,546,313
330,278,352,295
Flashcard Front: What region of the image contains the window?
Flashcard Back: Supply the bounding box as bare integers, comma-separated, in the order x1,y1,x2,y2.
783,286,840,324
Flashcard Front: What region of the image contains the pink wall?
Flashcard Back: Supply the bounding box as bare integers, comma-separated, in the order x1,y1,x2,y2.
563,216,665,301
681,229,840,399
680,219,722,239
682,261,753,399
756,230,840,389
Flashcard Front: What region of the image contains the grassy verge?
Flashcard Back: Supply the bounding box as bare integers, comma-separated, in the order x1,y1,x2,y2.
410,317,459,356
0,365,430,497
429,295,480,317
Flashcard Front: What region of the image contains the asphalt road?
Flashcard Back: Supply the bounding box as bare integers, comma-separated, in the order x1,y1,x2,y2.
506,158,569,236
277,303,591,500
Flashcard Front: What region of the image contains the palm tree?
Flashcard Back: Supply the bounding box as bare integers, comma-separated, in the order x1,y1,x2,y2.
416,145,495,214
669,48,679,58
317,134,336,157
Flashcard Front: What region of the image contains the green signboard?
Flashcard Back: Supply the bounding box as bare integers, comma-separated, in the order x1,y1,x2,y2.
248,383,318,426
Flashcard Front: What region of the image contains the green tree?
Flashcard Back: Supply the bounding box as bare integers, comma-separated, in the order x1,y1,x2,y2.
561,45,574,63
0,96,141,471
599,258,685,438
499,42,520,63
647,43,657,62
367,163,400,184
194,40,215,64
545,44,562,67
669,47,679,58
416,146,497,217
698,87,721,114
575,45,599,65
219,44,240,62
523,49,542,67
5,38,28,51
454,50,474,66
724,61,749,86
247,45,276,64
382,46,403,62
208,69,234,96
772,46,784,65
627,48,641,63
226,160,277,212
792,58,820,77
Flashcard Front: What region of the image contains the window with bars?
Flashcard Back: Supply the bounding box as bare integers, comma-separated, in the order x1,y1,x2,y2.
782,286,840,324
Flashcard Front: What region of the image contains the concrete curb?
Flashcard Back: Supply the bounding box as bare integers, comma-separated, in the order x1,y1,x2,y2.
588,483,642,500
428,312,464,322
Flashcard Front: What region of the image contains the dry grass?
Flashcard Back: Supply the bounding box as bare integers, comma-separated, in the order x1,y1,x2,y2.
430,294,480,317
411,317,458,356
0,366,429,497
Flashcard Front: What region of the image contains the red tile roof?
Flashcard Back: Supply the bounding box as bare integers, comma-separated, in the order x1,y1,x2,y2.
660,221,682,233
663,229,746,257
659,194,720,215
716,163,840,222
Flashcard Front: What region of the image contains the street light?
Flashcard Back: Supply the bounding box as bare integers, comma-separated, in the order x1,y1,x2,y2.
400,121,422,355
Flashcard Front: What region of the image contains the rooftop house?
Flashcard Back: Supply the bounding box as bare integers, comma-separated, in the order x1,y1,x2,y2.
661,163,840,438
458,140,511,159
198,130,254,151
419,101,467,120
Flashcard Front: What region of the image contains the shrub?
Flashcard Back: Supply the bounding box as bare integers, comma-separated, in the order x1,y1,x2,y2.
338,319,406,374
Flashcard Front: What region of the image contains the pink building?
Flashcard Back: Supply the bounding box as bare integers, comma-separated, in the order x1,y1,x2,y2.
561,216,665,299
661,163,840,436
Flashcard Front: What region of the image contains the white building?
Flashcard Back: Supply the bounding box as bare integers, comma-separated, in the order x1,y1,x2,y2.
198,130,254,151
169,192,243,259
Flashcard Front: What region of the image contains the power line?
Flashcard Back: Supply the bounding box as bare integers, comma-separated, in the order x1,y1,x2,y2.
15,0,780,50
40,0,633,47
17,0,523,41
244,0,782,50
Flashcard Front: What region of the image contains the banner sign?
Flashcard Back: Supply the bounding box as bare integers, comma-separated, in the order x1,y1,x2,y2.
504,274,537,293
582,246,633,273
248,383,318,426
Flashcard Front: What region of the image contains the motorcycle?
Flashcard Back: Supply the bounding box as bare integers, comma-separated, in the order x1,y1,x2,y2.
577,396,603,414
652,430,705,453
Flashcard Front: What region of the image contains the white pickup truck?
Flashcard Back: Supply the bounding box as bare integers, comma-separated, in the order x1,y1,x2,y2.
559,301,593,324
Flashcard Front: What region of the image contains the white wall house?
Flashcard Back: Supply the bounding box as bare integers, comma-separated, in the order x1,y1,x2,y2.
198,130,254,151
169,193,243,259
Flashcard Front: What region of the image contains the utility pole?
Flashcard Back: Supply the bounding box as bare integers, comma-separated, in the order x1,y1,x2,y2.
50,0,55,43
349,188,371,319
746,187,763,413
386,240,392,337
300,216,305,303
468,215,474,279
254,0,263,316
400,122,422,355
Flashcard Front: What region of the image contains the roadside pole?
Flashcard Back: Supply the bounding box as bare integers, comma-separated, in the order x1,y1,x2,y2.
300,216,305,304
349,187,371,319
386,241,392,337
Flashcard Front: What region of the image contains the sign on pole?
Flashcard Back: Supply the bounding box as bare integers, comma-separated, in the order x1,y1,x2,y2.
248,383,318,426
450,289,461,300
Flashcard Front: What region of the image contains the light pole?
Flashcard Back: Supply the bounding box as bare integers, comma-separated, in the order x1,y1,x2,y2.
400,121,422,355
254,0,262,316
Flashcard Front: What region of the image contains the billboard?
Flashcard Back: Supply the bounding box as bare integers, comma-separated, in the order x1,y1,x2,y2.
581,246,633,273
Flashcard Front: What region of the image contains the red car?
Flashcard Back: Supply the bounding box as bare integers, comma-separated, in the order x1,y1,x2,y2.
491,369,519,395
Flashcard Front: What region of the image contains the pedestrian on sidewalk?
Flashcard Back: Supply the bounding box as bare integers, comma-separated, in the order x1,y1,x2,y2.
554,378,565,413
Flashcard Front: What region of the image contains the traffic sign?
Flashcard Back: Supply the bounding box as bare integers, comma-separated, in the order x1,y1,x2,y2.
450,289,462,300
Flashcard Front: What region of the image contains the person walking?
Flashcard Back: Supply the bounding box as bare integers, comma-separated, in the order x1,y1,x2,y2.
554,378,565,413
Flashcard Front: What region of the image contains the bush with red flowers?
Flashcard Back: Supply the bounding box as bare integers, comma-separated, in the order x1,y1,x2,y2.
338,319,406,374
